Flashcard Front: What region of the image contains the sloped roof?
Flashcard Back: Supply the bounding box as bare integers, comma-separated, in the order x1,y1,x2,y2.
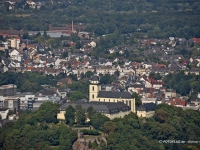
137,103,155,111
97,91,132,99
59,101,130,114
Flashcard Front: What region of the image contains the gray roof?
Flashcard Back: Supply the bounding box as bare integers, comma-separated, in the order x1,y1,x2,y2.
137,103,156,111
35,89,57,96
60,101,130,114
97,91,132,98
0,108,9,111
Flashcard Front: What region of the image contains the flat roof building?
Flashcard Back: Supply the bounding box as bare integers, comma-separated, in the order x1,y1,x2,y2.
0,84,17,96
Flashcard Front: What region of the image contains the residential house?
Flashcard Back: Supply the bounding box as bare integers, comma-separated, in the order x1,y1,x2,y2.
128,83,144,94
1,58,11,67
57,87,71,98
56,78,73,86
165,97,187,107
189,68,200,75
165,89,176,99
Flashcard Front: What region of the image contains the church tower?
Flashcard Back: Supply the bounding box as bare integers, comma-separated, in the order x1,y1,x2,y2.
89,75,101,102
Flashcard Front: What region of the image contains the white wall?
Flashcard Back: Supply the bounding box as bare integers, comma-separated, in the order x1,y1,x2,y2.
0,109,9,119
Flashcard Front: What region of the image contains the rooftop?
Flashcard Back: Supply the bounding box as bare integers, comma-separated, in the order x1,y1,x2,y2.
98,91,132,99
137,103,156,111
0,84,17,89
60,101,130,114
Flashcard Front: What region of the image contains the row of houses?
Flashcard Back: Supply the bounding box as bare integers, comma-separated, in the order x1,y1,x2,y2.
0,84,72,118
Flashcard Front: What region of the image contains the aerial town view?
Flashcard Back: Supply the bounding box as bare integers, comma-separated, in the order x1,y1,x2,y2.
0,0,200,149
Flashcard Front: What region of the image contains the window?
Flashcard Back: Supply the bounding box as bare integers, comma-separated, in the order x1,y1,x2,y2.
92,94,94,99
104,99,105,102
92,86,94,91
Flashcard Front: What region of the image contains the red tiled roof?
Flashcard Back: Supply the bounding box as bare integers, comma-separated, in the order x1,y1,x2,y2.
193,38,200,43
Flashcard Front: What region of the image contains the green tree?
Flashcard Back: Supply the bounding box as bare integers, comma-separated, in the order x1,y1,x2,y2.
114,70,120,77
75,41,82,49
103,121,117,135
40,102,59,123
70,91,85,101
100,74,115,84
61,51,68,58
154,109,168,123
36,35,45,43
85,71,94,78
48,38,56,48
132,92,142,107
87,106,96,119
65,105,76,125
75,105,86,125
91,113,110,130
80,72,85,79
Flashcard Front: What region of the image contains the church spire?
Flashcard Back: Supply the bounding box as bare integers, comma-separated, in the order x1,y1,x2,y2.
94,66,97,75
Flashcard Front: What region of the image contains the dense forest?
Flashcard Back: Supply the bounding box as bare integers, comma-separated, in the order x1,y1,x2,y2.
0,0,200,38
1,102,200,150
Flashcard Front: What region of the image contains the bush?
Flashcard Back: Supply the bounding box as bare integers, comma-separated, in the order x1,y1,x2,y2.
80,129,100,135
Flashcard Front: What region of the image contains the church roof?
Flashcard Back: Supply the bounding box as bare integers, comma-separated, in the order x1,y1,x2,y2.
59,101,130,114
97,91,132,99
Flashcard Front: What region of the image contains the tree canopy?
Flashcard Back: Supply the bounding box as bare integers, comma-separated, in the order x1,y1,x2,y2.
0,102,77,150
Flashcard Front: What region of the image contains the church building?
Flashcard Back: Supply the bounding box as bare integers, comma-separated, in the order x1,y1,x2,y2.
89,75,136,113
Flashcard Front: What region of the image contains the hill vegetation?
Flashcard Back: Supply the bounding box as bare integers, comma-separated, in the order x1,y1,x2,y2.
1,102,200,150
0,0,200,39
